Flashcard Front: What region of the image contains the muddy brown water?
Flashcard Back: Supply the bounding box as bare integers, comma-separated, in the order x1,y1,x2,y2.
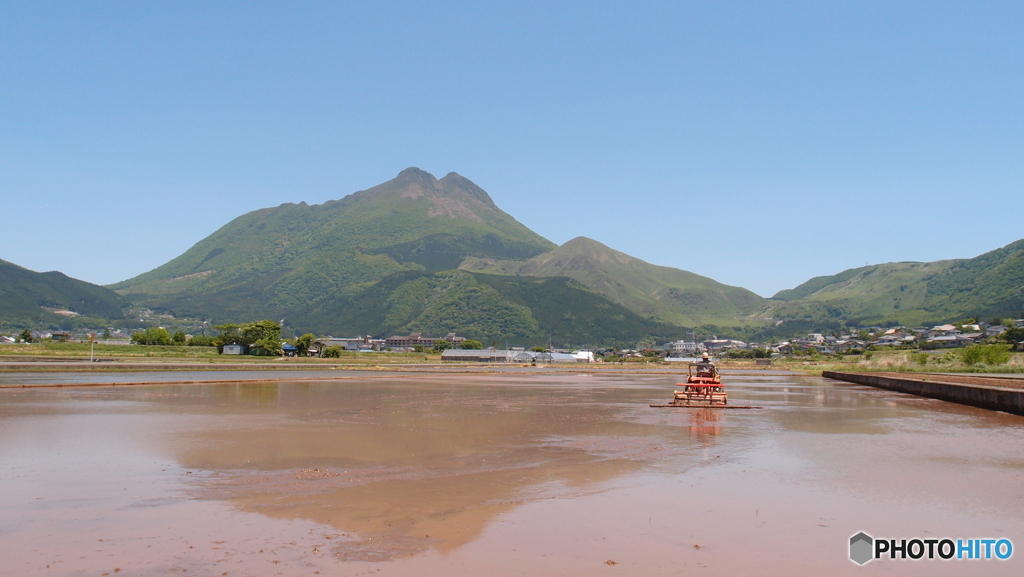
1,371,1022,575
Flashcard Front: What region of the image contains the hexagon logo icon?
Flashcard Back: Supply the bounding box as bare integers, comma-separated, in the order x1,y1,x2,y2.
850,532,873,565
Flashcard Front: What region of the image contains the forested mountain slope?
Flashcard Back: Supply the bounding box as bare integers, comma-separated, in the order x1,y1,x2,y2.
765,238,1024,327
460,237,766,326
112,168,555,321
0,258,129,326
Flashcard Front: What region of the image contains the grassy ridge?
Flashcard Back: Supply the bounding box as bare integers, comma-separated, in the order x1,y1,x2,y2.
460,236,767,326
764,238,1024,329
0,258,129,326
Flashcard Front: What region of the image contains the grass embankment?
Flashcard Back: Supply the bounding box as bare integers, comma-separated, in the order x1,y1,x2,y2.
782,350,1024,377
0,342,439,368
1,342,221,359
6,344,1020,377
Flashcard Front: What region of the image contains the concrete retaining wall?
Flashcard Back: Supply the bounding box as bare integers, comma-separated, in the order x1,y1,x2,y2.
823,371,1024,417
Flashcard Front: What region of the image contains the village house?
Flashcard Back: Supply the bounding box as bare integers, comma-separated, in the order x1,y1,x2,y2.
832,339,867,353
873,331,916,347
701,338,746,354
923,324,961,339
771,342,793,355
926,334,981,348
793,333,829,347
440,349,582,363
986,325,1008,337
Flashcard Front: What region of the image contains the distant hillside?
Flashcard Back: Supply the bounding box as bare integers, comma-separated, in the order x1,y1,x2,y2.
765,238,1024,328
112,168,556,321
0,258,129,326
288,269,686,347
460,237,766,326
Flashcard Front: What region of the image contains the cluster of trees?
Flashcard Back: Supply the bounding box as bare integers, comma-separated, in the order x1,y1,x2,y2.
601,349,663,363
409,339,484,353
428,339,483,352
128,327,217,346
321,345,344,358
212,320,282,355
959,344,1013,365
124,319,499,358
128,320,288,353
723,348,771,359
998,326,1024,350
130,327,192,345
292,333,316,356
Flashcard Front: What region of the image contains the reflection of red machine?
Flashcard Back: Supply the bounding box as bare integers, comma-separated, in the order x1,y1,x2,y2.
688,408,722,442
672,362,727,407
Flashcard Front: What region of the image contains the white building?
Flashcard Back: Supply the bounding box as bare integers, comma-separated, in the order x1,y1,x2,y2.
669,340,699,355
571,350,596,363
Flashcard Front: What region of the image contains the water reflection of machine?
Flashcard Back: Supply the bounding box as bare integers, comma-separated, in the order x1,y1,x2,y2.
688,408,722,443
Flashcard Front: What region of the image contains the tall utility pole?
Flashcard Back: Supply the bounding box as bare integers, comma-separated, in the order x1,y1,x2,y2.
89,333,96,363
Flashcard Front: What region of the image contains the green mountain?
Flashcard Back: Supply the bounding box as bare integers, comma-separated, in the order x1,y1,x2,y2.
288,269,687,346
112,168,556,321
459,236,766,326
765,238,1024,328
0,258,129,327
110,168,767,342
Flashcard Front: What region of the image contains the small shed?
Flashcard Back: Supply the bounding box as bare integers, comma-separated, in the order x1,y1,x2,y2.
223,344,244,355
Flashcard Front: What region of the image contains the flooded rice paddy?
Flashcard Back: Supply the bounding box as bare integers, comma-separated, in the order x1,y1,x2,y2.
1,370,1022,575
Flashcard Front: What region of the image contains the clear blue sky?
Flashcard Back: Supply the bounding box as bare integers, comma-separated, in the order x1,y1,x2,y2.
2,1,1021,297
